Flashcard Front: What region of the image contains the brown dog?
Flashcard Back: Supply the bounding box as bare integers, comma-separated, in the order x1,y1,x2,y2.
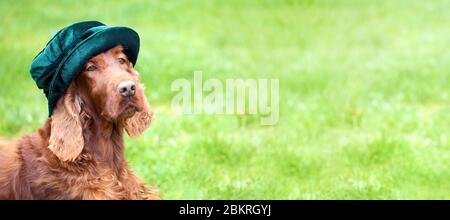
0,45,158,199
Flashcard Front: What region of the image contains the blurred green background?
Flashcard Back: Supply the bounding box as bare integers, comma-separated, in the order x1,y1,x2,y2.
0,0,449,199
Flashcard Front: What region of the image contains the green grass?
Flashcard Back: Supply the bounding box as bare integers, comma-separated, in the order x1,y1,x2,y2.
0,0,449,199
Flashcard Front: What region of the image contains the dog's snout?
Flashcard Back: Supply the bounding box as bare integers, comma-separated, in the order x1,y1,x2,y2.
117,80,136,97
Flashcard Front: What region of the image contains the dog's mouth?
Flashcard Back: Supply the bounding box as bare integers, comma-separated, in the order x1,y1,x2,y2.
121,105,138,118
102,99,142,122
118,100,142,119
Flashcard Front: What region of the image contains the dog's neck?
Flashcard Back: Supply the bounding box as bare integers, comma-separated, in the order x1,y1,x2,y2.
80,111,126,176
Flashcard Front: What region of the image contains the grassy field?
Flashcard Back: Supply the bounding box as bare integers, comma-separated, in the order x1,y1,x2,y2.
0,0,449,199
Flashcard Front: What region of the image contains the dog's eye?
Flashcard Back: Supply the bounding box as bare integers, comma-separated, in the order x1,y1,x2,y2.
86,64,98,72
118,58,127,65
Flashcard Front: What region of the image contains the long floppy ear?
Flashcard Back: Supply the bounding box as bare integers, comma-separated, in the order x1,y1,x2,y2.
48,85,84,162
125,86,154,138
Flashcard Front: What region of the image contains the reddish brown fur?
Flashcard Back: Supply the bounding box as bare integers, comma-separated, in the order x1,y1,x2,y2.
0,46,158,199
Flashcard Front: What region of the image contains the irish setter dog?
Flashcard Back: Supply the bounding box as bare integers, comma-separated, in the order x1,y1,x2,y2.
0,45,159,199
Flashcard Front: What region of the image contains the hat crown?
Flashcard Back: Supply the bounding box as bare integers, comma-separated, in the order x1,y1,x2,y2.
30,21,105,90
55,21,106,51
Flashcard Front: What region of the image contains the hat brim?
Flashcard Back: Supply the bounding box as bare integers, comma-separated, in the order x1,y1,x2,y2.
47,26,140,115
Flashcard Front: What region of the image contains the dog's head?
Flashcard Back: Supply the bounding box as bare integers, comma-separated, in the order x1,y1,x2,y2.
48,45,153,161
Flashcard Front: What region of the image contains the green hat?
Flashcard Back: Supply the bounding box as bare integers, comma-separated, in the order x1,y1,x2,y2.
30,21,140,116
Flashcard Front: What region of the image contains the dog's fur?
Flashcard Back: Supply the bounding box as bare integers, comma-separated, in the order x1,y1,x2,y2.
0,46,159,199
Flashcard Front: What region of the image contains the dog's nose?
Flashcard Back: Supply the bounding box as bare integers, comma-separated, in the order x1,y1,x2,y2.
117,80,136,97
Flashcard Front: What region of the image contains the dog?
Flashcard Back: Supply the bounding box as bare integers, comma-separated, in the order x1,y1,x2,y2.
0,45,159,199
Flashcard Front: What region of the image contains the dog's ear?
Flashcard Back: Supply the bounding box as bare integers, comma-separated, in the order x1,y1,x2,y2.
49,85,84,161
124,86,154,138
